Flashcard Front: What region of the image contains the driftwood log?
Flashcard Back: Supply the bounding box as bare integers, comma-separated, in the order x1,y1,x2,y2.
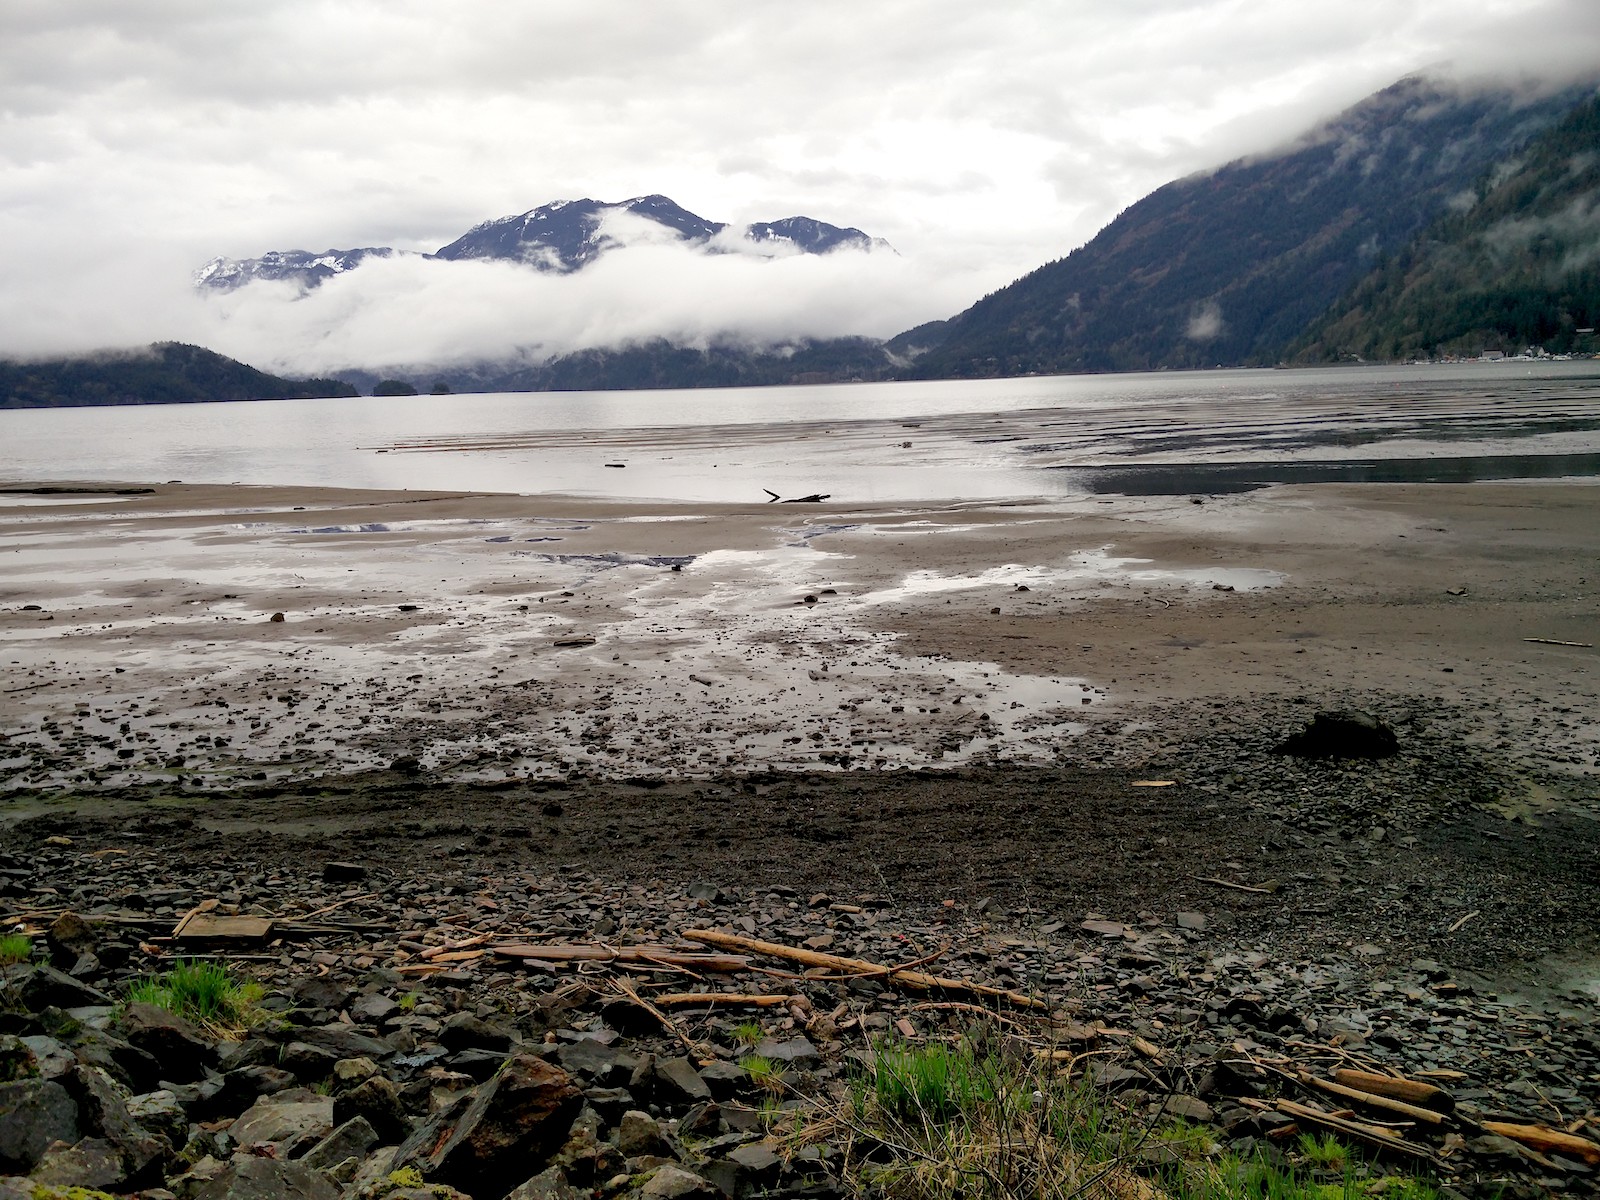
1298,1072,1445,1126
1482,1121,1600,1166
1331,1069,1454,1112
763,490,831,504
682,928,1046,1009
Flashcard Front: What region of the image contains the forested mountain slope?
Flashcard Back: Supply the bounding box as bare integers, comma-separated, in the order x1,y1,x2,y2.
904,76,1594,377
1292,92,1600,361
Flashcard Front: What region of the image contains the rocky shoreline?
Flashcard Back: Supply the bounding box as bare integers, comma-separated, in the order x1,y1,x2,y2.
2,702,1598,1199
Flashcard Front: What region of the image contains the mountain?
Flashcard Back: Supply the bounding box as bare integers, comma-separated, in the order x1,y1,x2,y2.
200,195,891,290
902,75,1597,377
366,337,899,394
195,247,402,291
434,194,723,269
1291,92,1600,361
0,343,358,410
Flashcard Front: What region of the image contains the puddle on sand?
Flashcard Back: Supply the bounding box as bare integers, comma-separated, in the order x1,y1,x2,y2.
0,495,135,507
854,548,1282,606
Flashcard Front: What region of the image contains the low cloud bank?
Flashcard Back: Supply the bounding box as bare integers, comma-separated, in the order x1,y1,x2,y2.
0,229,977,376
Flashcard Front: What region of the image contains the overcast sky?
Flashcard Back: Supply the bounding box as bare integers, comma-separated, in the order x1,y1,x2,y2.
3,0,1598,373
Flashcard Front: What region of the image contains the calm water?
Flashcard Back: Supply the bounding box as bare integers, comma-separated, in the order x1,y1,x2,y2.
4,362,1600,502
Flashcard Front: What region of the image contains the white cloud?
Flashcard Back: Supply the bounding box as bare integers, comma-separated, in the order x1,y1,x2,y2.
1,0,1597,366
189,241,973,375
1185,300,1225,342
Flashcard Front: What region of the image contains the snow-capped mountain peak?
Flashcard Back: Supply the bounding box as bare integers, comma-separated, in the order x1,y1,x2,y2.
200,195,892,290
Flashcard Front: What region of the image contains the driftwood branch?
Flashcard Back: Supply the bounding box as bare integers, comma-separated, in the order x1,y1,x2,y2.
1193,875,1275,895
1522,637,1592,648
652,993,798,1008
682,928,1045,1009
1446,910,1480,933
492,943,749,972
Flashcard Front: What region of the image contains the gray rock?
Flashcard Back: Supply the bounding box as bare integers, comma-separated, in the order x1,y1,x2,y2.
654,1056,711,1103
753,1036,817,1063
0,1037,36,1084
393,1053,583,1197
117,1002,216,1082
640,1164,720,1198
617,1110,668,1158
440,1011,514,1052
350,994,398,1024
227,1089,335,1158
28,1137,125,1190
1276,710,1398,759
300,1115,378,1172
189,1155,340,1200
334,1074,410,1142
126,1088,188,1149
66,1063,169,1183
3,962,112,1010
507,1165,585,1200
0,1079,79,1173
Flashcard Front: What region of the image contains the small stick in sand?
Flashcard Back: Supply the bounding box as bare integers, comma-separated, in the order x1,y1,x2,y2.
1193,875,1275,895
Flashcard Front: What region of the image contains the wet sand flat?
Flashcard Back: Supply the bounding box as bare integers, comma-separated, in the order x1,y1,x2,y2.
1,478,1596,791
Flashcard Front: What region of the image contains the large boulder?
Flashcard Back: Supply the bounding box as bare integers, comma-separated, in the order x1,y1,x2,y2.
3,963,112,1010
394,1054,582,1197
28,1137,125,1191
227,1089,336,1159
334,1074,411,1142
117,1002,216,1082
45,912,99,973
1275,710,1398,759
189,1155,340,1200
0,1079,78,1173
65,1063,170,1185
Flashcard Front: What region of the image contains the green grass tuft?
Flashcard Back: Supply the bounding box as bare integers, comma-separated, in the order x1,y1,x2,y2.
731,1020,763,1046
124,959,263,1037
0,933,32,966
1297,1131,1349,1171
